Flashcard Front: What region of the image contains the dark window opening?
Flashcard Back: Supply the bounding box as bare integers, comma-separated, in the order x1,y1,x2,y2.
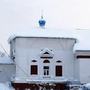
56,60,62,63
32,60,37,62
43,60,50,63
43,66,49,75
56,66,62,76
31,65,38,75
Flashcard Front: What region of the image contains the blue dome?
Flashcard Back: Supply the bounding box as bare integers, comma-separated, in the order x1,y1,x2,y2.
38,18,46,27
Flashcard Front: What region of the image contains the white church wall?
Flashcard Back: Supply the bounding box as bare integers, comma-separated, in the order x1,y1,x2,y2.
12,37,76,82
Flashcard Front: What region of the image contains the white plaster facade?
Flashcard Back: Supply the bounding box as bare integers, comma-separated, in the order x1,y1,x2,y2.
10,36,77,84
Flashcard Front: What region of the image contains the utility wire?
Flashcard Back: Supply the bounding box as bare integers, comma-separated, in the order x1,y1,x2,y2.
0,43,29,78
0,39,39,80
15,62,29,77
0,43,10,57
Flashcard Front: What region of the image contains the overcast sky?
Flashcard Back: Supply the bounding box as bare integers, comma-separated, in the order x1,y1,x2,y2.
0,0,90,53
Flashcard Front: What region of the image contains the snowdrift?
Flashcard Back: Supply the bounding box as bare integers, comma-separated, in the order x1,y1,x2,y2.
0,83,11,90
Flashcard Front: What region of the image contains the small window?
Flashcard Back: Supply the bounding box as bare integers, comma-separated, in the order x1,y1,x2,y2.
43,66,49,75
56,60,62,63
56,66,62,76
43,60,50,63
31,65,38,75
32,60,37,62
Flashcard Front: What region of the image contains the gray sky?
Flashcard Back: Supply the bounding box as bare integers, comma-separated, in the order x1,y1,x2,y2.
0,0,90,53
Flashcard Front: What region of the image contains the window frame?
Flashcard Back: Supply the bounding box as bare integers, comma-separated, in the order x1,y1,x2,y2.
55,65,62,76
31,65,38,75
43,66,49,76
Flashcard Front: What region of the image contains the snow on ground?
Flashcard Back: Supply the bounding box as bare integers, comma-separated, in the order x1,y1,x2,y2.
84,83,90,89
0,83,13,90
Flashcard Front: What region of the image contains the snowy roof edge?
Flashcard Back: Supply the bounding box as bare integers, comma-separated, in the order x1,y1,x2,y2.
8,35,77,43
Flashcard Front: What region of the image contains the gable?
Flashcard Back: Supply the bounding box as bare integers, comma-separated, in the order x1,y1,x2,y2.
40,48,54,58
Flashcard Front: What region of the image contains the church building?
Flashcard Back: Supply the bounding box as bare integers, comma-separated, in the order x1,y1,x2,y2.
8,17,90,90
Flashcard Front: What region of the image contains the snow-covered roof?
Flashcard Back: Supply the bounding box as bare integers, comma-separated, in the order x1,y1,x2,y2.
0,51,13,64
8,28,76,42
8,27,90,50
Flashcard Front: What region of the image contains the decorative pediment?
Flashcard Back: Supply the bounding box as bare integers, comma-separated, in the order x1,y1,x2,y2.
40,48,54,58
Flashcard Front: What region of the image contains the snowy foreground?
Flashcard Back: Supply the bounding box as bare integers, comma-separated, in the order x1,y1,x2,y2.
0,83,84,90
0,83,13,90
1,82,90,90
0,83,83,90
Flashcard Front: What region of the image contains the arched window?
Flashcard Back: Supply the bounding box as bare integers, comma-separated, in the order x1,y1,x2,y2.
43,60,50,63
32,60,37,62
